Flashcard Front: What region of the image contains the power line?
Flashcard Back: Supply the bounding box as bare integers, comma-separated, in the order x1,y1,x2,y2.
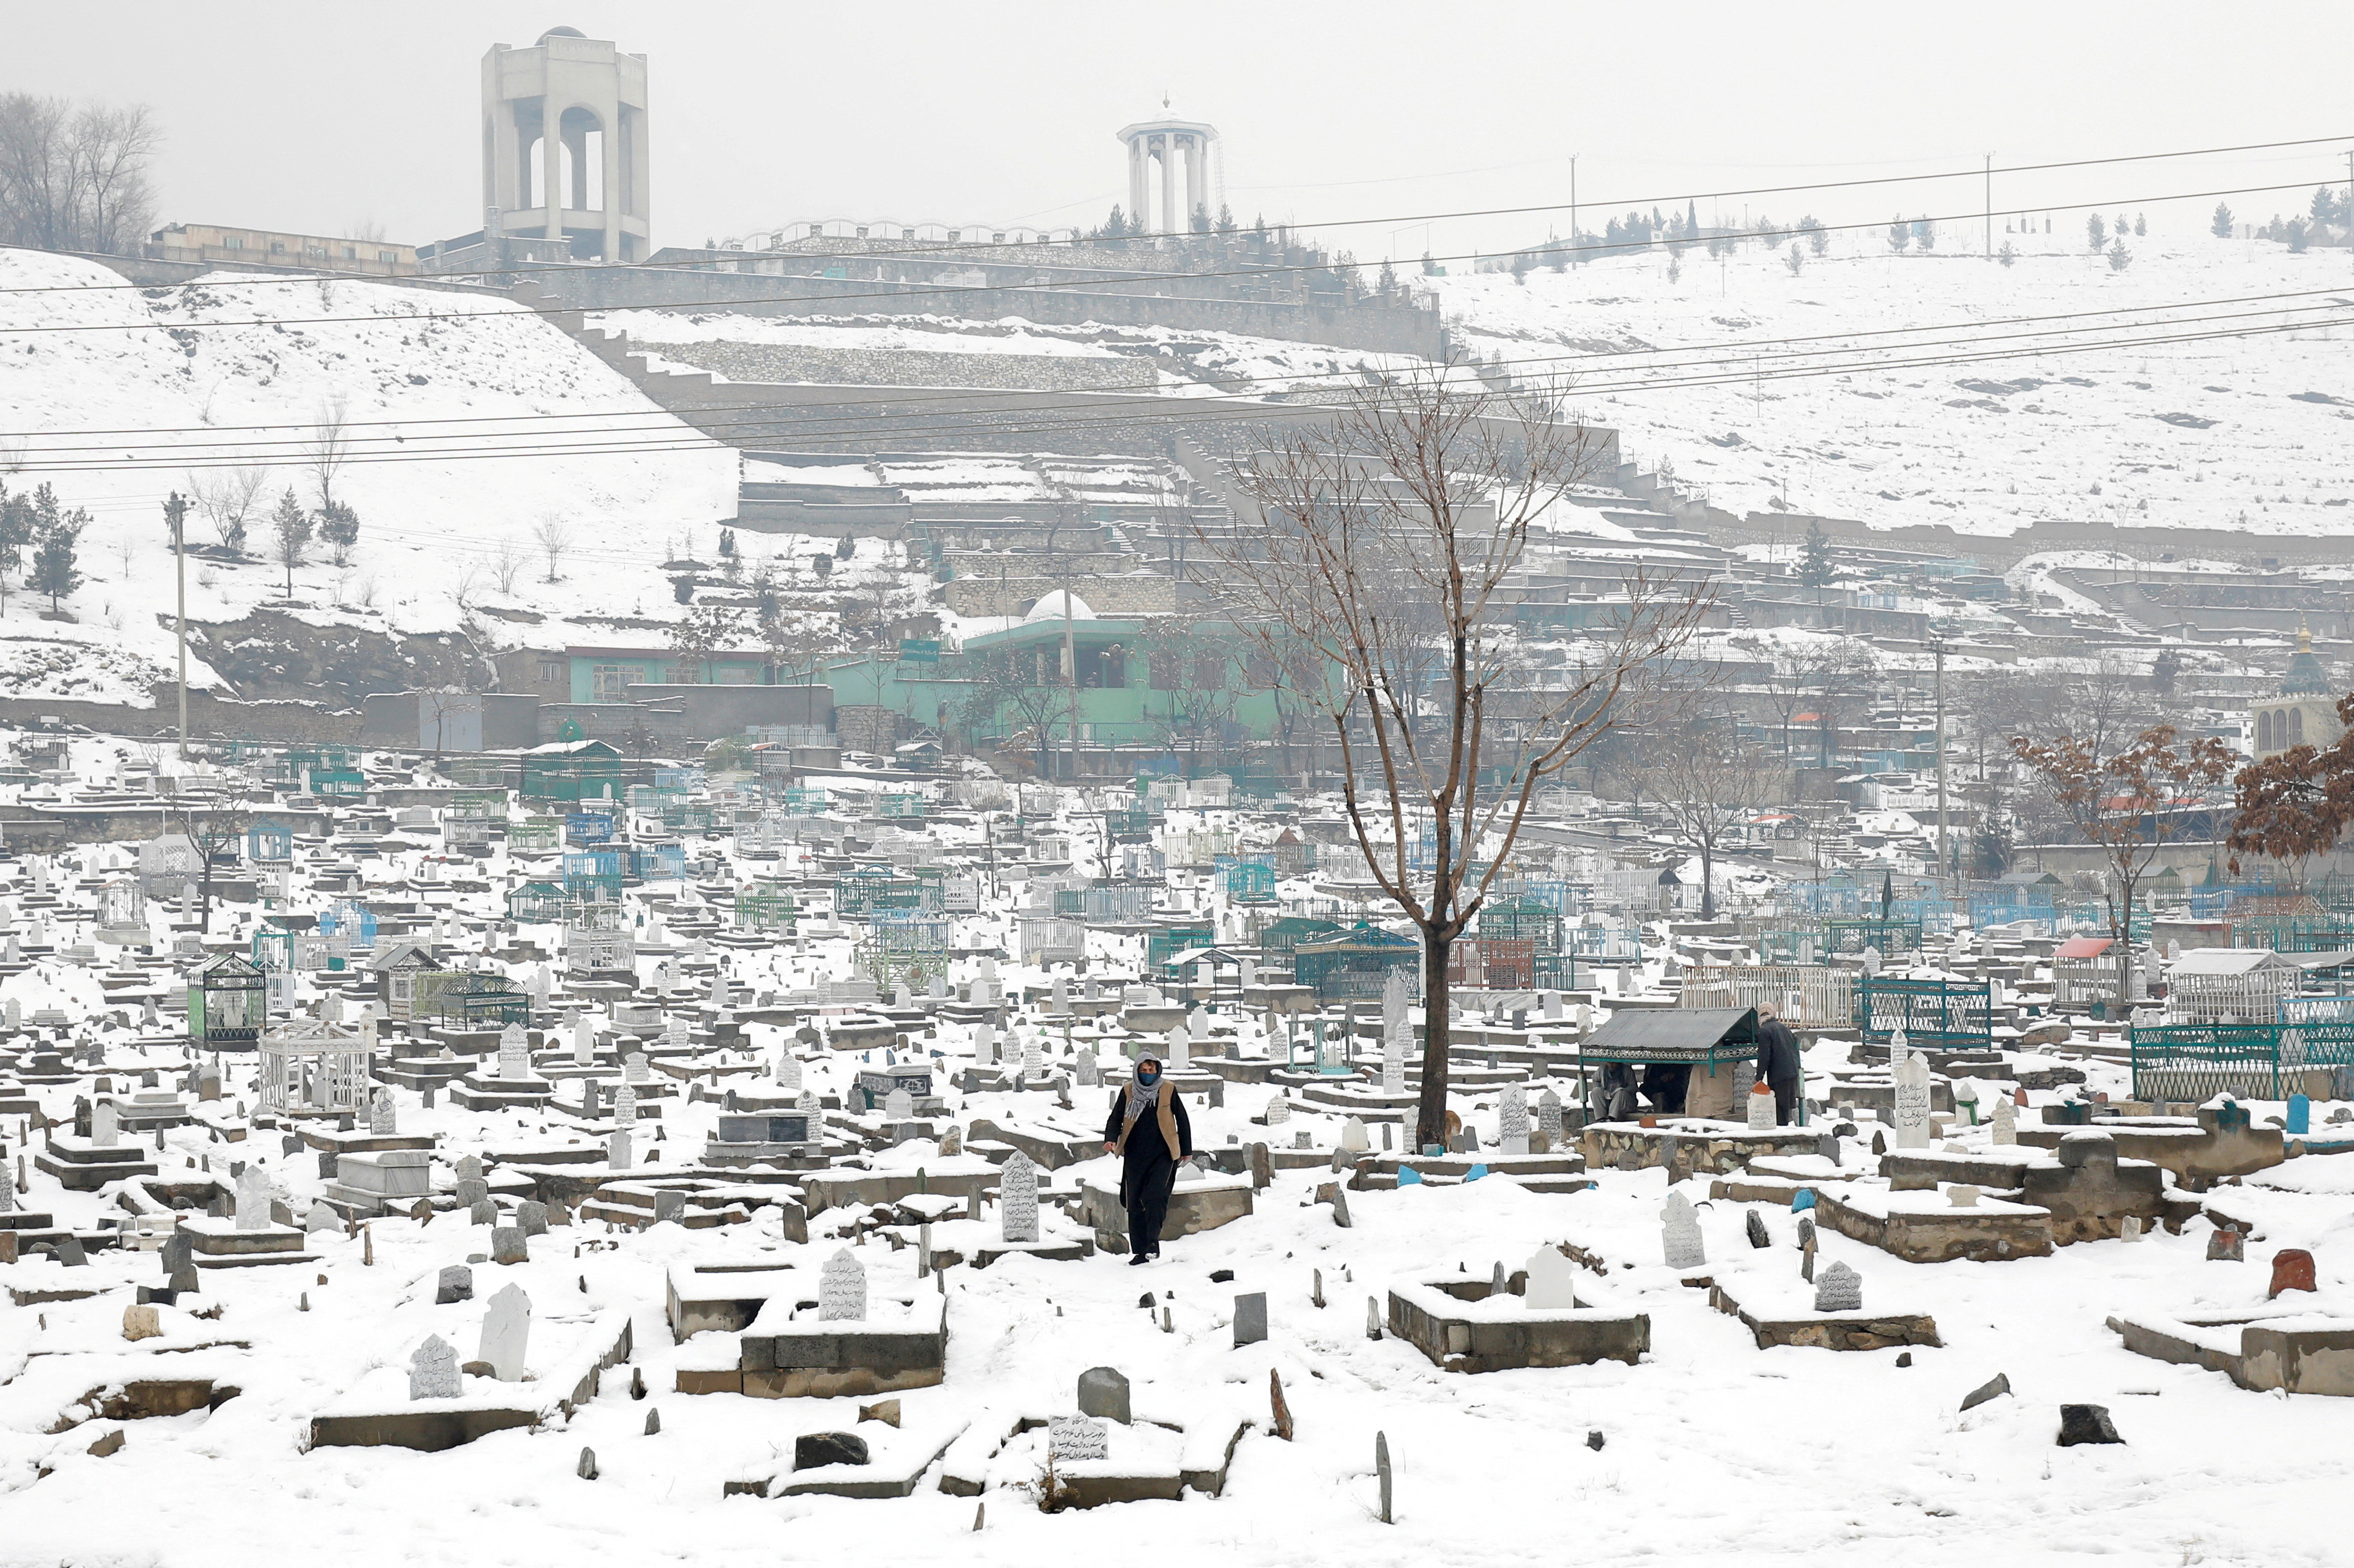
13,303,2349,476
6,129,2349,298
5,281,2347,454
0,174,2340,339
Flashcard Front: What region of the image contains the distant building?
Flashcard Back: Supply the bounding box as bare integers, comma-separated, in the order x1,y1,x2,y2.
147,224,416,276
2251,623,2345,758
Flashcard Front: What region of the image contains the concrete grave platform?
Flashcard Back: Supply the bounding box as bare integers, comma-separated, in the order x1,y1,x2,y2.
180,1217,318,1270
1079,1167,1253,1254
35,1135,158,1192
1388,1273,1649,1373
726,1414,969,1499
1707,1275,1941,1351
799,1156,1002,1216
1583,1119,1826,1174
1353,1151,1589,1192
679,1289,948,1399
937,1397,1251,1504
1814,1184,2054,1264
2110,1302,2354,1396
309,1311,633,1452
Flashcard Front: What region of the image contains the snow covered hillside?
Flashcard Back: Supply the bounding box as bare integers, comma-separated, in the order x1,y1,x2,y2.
0,252,740,703
1429,225,2354,537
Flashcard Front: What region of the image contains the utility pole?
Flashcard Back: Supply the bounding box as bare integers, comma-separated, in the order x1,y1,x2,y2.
164,490,190,760
1984,154,1993,261
1569,153,1578,265
1062,579,1079,784
1932,632,1950,897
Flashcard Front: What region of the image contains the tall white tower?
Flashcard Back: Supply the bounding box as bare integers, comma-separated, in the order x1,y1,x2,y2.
482,27,650,262
1116,118,1220,234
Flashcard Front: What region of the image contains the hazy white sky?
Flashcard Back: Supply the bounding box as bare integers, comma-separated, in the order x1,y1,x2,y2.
7,1,2353,260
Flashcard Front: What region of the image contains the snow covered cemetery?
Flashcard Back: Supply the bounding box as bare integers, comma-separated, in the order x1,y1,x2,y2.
0,737,2344,1563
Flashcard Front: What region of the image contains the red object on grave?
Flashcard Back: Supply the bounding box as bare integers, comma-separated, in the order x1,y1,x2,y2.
2269,1248,2317,1298
2014,1088,2030,1106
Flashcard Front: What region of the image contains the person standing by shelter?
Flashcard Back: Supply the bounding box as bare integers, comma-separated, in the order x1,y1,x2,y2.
1755,1003,1803,1125
1103,1054,1192,1265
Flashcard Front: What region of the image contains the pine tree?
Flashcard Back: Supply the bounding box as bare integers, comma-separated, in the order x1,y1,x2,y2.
1190,201,1211,234
28,499,85,611
1215,203,1236,233
1510,250,1532,286
315,500,359,566
1377,257,1397,293
2107,237,2133,271
1784,242,1803,276
1797,521,1836,591
0,481,28,611
1419,250,1437,276
2086,212,2107,251
1799,215,1828,255
2212,201,2234,239
270,487,310,596
2133,213,2145,237
1914,215,1937,250
1997,241,2018,268
1887,215,1909,253
2287,219,2310,254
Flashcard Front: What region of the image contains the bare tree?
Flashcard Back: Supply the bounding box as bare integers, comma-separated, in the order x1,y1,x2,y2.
2012,725,2236,1008
667,603,745,684
343,217,388,244
531,518,573,582
0,94,159,254
306,397,352,514
1208,368,1713,1149
1641,725,1774,919
960,644,1069,777
187,467,264,553
490,540,526,595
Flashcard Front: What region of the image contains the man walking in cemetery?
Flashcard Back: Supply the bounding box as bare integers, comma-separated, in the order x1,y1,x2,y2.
1755,1004,1804,1126
1103,1054,1192,1266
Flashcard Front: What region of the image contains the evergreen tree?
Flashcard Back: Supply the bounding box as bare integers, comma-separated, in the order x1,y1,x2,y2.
315,500,359,566
0,481,28,610
28,499,85,611
2211,201,2234,239
1509,250,1532,285
1686,198,1699,236
2133,212,2146,237
2107,237,2133,271
2086,212,2107,251
2287,219,2310,254
1799,215,1828,255
1797,521,1836,591
1887,214,1909,252
270,487,310,596
1913,215,1937,250
1098,204,1128,240
1997,241,2018,268
1784,243,1803,276
1419,250,1437,276
1215,203,1236,233
1190,201,1211,234
1377,257,1397,293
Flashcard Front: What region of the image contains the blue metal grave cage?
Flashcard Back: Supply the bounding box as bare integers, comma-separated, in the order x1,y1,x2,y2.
565,810,617,846
317,900,377,950
1292,922,1421,1001
563,849,623,899
245,820,294,862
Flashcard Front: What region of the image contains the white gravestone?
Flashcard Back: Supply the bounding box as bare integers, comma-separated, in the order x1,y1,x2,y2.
478,1283,530,1380
235,1166,273,1231
574,1017,595,1067
1021,1034,1042,1082
1497,1085,1530,1155
777,1052,802,1091
1989,1096,2017,1146
497,1024,530,1081
883,1088,914,1122
999,1151,1041,1244
818,1248,867,1322
614,1083,637,1126
1661,1190,1706,1269
1166,1022,1190,1072
409,1334,460,1400
608,1129,632,1169
1746,1083,1777,1131
1075,1049,1100,1088
1048,1414,1108,1463
90,1101,119,1149
1381,968,1409,1096
1265,1092,1290,1126
369,1088,396,1136
1524,1246,1582,1310
1892,1051,1933,1150
625,1052,649,1083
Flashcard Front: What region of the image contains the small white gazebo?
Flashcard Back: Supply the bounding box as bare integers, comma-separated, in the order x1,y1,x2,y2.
260,1017,374,1118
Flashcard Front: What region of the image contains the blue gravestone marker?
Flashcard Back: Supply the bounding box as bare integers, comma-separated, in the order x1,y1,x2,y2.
1397,1167,1424,1186
2287,1093,2311,1135
1464,1164,1489,1182
1792,1188,1816,1212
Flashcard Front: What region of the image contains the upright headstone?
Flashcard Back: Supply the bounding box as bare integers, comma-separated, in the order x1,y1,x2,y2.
478,1283,530,1380
1497,1084,1530,1155
90,1101,119,1149
608,1129,632,1169
1524,1246,1581,1310
625,1052,649,1083
1813,1260,1862,1313
1265,1093,1291,1127
776,1052,802,1092
999,1151,1040,1244
497,1024,530,1081
235,1166,272,1232
1077,1367,1131,1423
1340,1117,1370,1153
1232,1291,1268,1348
1746,1082,1777,1131
1661,1190,1705,1269
409,1334,460,1400
883,1088,914,1122
1075,1049,1100,1088
614,1083,637,1126
1166,1022,1190,1072
573,1016,595,1067
2287,1093,2311,1137
819,1248,866,1321
1990,1095,2017,1146
1380,967,1409,1097
369,1087,396,1136
1892,1051,1932,1149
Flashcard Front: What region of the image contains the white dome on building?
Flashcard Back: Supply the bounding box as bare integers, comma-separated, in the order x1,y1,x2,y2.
1023,589,1098,623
